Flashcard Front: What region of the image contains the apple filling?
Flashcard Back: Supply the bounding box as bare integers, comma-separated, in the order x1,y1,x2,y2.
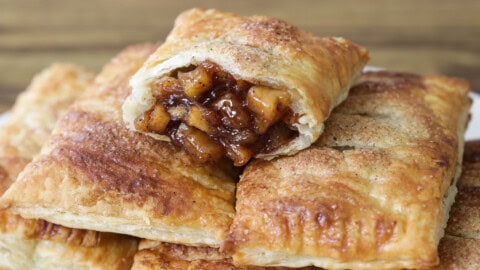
135,61,298,166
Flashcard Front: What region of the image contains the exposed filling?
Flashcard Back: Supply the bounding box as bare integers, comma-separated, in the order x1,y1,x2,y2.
135,61,298,166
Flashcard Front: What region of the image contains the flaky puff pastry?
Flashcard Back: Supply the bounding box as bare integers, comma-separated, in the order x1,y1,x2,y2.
0,64,138,270
430,140,480,270
30,233,138,270
0,64,92,195
123,8,369,161
0,232,137,270
1,44,238,248
0,64,96,268
224,71,471,269
131,240,317,270
129,141,480,270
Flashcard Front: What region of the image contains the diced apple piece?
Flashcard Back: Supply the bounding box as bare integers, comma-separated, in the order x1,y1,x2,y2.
256,110,296,135
247,86,290,134
247,86,290,121
214,92,251,129
147,104,171,133
186,106,213,134
178,66,212,99
177,124,224,163
225,143,253,167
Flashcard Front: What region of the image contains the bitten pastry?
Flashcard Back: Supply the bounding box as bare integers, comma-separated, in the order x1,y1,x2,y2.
123,8,369,166
225,71,471,269
1,44,238,248
432,140,480,270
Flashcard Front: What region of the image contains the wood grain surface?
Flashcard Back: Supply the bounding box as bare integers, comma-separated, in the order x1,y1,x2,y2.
1,0,479,111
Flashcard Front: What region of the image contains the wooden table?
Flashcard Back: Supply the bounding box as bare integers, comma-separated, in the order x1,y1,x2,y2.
1,0,479,112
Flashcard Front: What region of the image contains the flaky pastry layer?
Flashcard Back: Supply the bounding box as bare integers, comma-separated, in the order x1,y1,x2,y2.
1,44,238,248
225,71,471,269
123,8,368,162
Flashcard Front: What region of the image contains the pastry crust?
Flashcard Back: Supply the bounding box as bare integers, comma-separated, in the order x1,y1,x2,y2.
130,141,480,270
431,140,480,270
0,234,37,270
225,71,471,269
132,240,241,270
1,44,238,248
123,8,369,160
0,63,93,195
0,64,139,269
0,232,138,270
31,233,138,270
0,64,94,269
0,64,97,245
131,240,317,270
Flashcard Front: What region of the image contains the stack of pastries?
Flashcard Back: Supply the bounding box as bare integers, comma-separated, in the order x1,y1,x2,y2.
0,8,477,270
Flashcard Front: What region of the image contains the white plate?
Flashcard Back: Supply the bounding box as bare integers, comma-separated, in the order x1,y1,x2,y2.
467,92,480,141
0,112,8,124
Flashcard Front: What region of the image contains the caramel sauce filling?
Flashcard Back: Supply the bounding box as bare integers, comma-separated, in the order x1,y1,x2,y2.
135,61,298,166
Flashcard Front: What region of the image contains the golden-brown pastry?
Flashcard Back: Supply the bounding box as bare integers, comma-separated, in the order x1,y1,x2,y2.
129,141,480,270
1,44,238,248
123,8,369,166
131,240,318,270
431,140,480,270
0,63,94,269
0,64,139,270
0,63,92,195
132,240,249,270
0,232,137,270
225,71,471,269
31,233,138,270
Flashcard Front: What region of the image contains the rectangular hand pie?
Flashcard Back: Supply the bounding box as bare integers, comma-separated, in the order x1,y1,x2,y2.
1,44,238,248
0,64,138,269
122,8,369,166
225,71,471,269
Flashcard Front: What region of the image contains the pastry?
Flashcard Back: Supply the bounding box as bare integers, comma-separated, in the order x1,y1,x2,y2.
132,240,252,270
128,140,480,270
225,71,471,269
0,63,94,269
0,63,92,195
432,140,480,270
123,8,369,166
0,231,137,270
1,44,238,248
31,233,138,270
0,64,138,269
131,240,318,270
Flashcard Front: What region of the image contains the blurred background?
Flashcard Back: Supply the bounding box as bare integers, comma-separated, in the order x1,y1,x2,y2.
1,0,479,112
